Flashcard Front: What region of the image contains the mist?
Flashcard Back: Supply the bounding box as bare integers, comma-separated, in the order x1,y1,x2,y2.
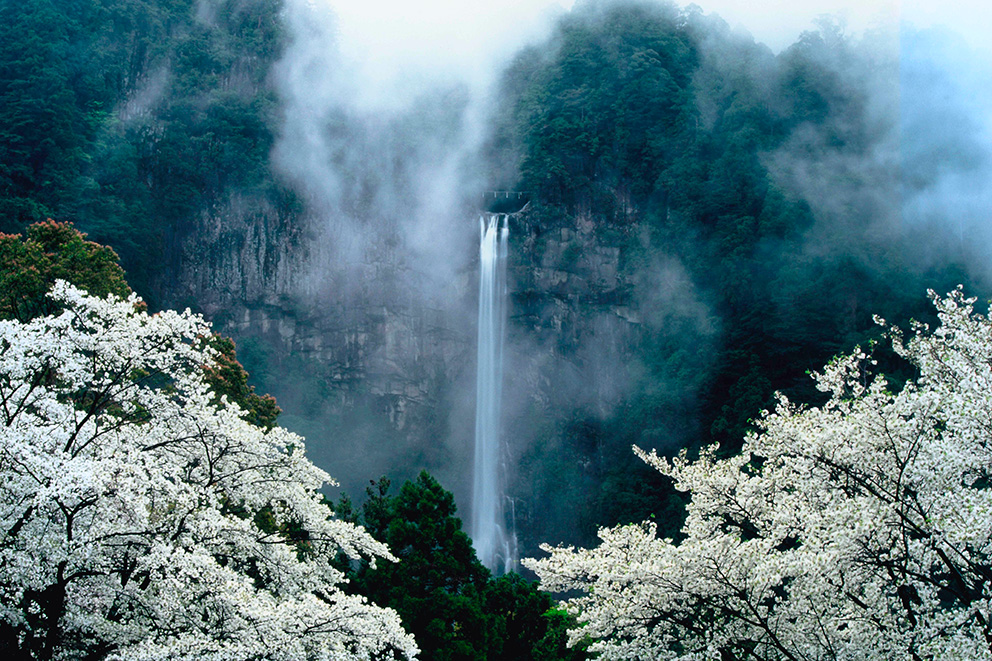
242,0,992,555
900,26,992,279
263,0,583,509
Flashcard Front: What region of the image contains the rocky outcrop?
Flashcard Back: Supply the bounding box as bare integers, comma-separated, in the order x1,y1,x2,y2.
170,193,307,314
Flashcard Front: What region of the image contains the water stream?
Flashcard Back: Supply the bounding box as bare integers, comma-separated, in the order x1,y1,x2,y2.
471,214,517,573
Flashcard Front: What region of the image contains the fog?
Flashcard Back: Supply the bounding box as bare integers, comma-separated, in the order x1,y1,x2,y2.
257,0,992,552
276,0,992,286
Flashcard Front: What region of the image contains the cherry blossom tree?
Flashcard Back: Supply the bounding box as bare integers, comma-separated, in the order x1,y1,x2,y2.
526,288,992,660
0,282,418,660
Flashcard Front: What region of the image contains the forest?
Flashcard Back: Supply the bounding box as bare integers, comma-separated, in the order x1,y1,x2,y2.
2,0,991,658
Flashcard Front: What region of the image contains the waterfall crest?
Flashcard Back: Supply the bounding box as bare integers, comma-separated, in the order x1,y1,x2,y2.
472,214,516,573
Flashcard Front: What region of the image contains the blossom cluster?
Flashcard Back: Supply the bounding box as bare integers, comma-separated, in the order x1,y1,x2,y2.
526,288,992,660
0,282,418,660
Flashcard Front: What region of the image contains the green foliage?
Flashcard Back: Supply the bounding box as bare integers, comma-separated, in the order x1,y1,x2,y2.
0,0,287,299
337,473,586,661
509,0,695,215
346,473,490,661
484,574,587,661
203,334,281,430
0,220,131,321
0,0,98,231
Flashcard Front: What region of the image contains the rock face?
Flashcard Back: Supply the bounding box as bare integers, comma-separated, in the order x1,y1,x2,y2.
165,196,478,496
167,196,647,549
170,194,306,314
501,210,648,551
507,212,638,415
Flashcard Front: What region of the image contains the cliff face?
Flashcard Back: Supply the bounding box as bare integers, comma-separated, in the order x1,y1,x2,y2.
167,197,645,545
507,211,638,415
170,194,306,313
502,209,653,550
166,197,479,495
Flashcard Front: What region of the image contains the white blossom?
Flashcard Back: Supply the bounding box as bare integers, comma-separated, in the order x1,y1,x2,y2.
0,282,418,660
526,288,992,660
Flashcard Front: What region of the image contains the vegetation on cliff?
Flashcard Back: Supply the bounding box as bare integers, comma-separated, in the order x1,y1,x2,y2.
0,0,287,299
489,0,981,546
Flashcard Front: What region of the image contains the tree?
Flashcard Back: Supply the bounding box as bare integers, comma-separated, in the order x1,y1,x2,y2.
0,220,130,322
0,283,417,660
0,220,281,430
483,573,587,661
344,473,491,661
339,473,587,661
526,288,992,660
202,334,281,430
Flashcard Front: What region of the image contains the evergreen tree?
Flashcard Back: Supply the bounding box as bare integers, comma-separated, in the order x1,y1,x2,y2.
339,473,586,661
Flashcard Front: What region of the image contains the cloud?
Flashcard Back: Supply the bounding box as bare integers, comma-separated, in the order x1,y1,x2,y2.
898,25,992,279
316,0,571,110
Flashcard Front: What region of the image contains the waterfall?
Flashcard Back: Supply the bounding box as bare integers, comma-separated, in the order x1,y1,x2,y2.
472,214,516,573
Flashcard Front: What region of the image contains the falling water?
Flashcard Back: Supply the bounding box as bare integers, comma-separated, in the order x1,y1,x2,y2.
472,214,517,573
